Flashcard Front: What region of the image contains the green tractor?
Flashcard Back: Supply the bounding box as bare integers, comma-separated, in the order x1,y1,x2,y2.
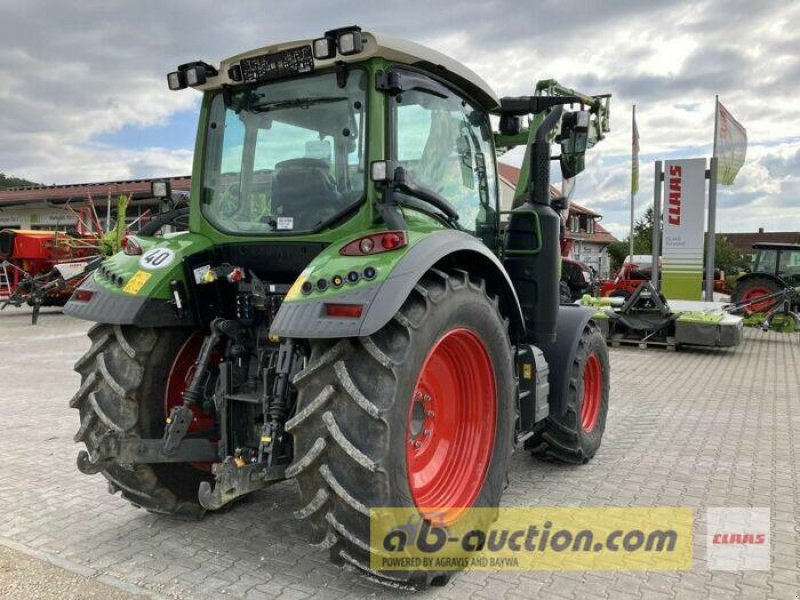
731,243,800,313
65,26,611,588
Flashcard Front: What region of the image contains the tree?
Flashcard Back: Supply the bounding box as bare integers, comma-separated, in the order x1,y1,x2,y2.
0,173,40,190
714,235,748,275
607,207,659,271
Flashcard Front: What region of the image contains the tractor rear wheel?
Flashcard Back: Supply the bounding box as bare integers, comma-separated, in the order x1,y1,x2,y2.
287,269,515,588
527,323,609,464
731,277,782,314
71,324,212,518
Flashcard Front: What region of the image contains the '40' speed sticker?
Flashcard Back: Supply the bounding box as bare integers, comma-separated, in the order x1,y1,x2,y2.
139,247,176,270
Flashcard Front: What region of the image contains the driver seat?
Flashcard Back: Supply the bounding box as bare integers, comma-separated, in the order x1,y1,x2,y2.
271,158,340,226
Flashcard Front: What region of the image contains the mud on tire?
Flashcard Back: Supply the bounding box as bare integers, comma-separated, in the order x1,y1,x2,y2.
527,322,609,464
287,269,516,588
71,324,210,518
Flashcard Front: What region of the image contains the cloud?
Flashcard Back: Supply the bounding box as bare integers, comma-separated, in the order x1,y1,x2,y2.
0,0,798,235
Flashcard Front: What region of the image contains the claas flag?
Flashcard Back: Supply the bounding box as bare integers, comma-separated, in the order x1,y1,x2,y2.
714,100,747,185
631,108,640,195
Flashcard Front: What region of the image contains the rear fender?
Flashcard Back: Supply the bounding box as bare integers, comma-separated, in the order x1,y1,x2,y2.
63,233,212,327
270,229,526,340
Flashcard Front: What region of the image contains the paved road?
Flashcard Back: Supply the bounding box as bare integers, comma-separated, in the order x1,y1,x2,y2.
0,307,798,599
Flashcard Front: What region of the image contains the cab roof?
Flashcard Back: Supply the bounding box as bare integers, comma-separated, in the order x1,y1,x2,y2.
193,30,500,111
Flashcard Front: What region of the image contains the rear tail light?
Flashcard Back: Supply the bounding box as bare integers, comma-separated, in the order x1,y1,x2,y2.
73,289,94,302
123,237,143,256
340,231,407,256
324,303,363,318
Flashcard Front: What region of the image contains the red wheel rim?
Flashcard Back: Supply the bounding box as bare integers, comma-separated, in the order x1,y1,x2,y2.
581,353,602,433
165,331,218,470
742,287,774,313
405,328,496,525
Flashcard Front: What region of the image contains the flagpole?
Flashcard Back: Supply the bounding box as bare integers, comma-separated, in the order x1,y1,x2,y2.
705,95,720,302
629,104,636,263
712,95,719,158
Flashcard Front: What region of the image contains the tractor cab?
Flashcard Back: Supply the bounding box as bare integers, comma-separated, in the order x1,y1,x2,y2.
752,243,800,281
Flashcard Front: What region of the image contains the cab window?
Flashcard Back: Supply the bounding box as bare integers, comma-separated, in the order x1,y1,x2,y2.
392,75,497,234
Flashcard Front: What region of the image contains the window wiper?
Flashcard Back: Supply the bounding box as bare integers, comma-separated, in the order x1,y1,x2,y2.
249,96,348,112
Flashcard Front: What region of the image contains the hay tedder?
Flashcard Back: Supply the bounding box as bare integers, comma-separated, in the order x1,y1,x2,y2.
0,228,101,323
0,199,132,323
65,27,613,588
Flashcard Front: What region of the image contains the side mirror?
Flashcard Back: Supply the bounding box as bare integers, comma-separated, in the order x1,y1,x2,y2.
551,196,569,212
558,110,590,179
499,114,522,135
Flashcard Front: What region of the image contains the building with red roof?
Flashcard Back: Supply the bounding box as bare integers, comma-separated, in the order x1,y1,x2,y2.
497,162,618,277
0,176,190,231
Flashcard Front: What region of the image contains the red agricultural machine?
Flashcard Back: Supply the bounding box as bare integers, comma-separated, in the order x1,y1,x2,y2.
0,198,133,323
0,228,102,322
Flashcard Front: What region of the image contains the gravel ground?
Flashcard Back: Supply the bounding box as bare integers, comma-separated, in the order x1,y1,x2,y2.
0,541,146,599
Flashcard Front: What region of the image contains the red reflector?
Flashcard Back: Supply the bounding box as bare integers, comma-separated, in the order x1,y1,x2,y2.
73,289,94,302
381,232,404,250
324,303,363,318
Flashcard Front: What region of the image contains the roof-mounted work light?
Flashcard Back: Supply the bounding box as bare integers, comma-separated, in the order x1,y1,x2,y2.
167,71,186,91
313,36,336,60
185,65,206,86
337,30,363,55
166,61,218,91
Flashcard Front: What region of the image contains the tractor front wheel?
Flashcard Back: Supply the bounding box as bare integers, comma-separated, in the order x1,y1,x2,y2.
71,324,213,518
287,269,515,588
527,323,609,463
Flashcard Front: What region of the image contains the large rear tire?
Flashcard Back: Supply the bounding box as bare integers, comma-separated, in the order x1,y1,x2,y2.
527,323,609,464
731,277,782,314
287,269,515,588
71,324,211,518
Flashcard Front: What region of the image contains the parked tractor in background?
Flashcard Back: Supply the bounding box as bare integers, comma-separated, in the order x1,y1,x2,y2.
65,27,611,588
731,243,800,313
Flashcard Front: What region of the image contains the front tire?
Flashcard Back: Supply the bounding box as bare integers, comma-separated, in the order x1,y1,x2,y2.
527,323,609,464
287,269,515,588
71,324,211,518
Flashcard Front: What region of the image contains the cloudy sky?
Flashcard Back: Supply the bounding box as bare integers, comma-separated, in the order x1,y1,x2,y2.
1,0,798,238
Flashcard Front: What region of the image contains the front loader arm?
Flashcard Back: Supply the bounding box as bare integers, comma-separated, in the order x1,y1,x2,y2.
493,79,611,206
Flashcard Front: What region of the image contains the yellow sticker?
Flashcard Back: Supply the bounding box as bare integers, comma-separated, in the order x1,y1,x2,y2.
123,270,152,294
522,363,533,380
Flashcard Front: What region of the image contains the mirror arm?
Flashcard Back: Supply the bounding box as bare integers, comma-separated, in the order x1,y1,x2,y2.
376,183,407,231
530,105,564,206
